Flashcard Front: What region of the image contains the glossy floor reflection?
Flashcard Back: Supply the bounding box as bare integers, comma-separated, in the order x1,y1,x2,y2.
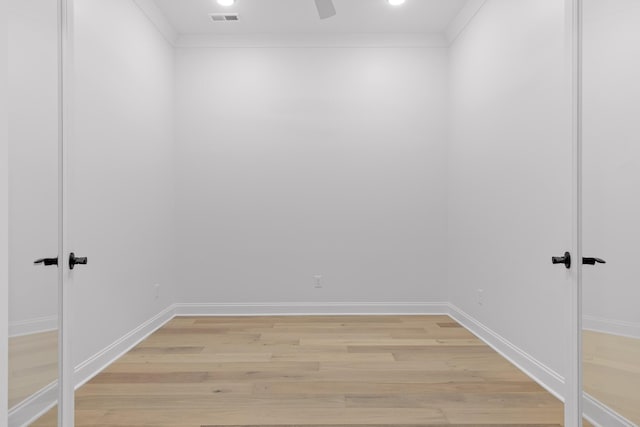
8,330,58,409
583,330,640,424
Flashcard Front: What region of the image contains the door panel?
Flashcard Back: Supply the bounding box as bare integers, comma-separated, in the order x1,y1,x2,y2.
8,0,61,424
582,0,640,424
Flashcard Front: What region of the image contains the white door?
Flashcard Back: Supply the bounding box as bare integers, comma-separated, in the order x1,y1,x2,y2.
7,0,74,425
7,0,61,424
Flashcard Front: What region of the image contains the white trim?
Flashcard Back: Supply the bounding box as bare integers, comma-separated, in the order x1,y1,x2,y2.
174,302,449,317
0,0,9,421
9,316,58,338
132,0,178,45
584,393,636,427
566,0,583,425
132,0,452,49
444,0,486,45
447,304,566,401
7,300,634,426
8,305,175,427
174,33,448,49
446,304,636,427
73,305,175,389
59,0,74,423
8,382,57,427
583,315,640,340
8,301,447,425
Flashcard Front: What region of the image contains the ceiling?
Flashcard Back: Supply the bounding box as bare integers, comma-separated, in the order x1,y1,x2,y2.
152,0,469,35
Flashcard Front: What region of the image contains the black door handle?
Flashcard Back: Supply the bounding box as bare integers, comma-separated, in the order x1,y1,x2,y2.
552,252,571,269
69,252,88,270
34,257,58,266
583,257,606,265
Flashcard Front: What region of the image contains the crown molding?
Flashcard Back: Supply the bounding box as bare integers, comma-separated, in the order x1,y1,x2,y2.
133,0,178,45
445,0,487,45
133,0,483,49
174,32,448,48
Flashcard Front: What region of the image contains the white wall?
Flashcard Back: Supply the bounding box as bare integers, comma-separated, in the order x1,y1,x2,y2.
8,0,59,336
447,0,571,376
174,47,449,305
582,0,640,338
4,2,584,415
71,0,176,365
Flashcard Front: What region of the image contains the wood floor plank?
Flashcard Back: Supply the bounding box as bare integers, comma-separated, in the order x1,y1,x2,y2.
76,383,255,396
253,380,547,395
86,407,449,425
272,352,395,362
128,345,206,355
118,352,274,364
200,344,350,354
31,315,570,426
104,361,320,374
203,425,561,427
300,338,484,347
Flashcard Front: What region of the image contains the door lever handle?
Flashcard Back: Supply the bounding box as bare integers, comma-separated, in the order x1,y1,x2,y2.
69,252,88,270
552,252,571,269
34,257,58,266
583,257,606,265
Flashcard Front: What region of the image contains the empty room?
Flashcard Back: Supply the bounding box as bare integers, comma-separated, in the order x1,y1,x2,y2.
2,0,639,426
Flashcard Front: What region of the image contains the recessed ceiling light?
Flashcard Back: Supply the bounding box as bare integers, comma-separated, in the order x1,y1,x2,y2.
387,0,406,5
217,0,235,6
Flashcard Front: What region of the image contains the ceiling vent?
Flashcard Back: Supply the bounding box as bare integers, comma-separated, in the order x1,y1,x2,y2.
210,13,240,22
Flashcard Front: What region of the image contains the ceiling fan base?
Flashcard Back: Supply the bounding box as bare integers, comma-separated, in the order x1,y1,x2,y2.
314,0,337,20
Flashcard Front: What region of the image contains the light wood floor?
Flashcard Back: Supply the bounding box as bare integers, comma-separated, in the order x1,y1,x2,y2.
32,315,571,426
583,330,640,424
8,330,58,408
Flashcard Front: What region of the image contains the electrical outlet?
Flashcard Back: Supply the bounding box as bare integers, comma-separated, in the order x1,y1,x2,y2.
477,289,484,306
314,275,323,289
154,284,161,300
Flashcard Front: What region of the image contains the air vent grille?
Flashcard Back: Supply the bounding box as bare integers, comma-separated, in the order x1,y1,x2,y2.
210,13,240,22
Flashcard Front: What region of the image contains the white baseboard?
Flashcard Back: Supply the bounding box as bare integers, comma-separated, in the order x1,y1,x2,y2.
8,304,175,427
445,0,487,45
584,393,636,427
8,382,57,427
446,303,566,401
9,301,447,425
9,301,634,427
447,304,638,427
73,304,175,389
583,315,640,340
9,315,57,338
174,301,450,317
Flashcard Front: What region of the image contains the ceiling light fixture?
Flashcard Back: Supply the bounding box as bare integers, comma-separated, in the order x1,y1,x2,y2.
387,0,406,5
217,0,235,6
